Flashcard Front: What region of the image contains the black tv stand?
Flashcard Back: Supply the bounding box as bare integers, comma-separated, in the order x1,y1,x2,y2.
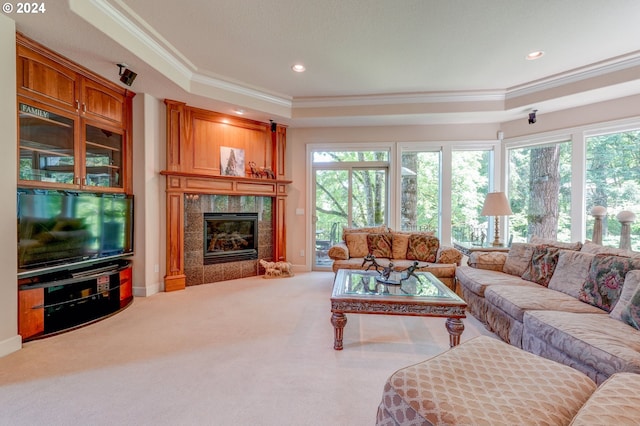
18,258,133,341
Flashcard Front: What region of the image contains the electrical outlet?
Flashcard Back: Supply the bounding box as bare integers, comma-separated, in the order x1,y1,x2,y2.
300,250,305,257
154,264,159,273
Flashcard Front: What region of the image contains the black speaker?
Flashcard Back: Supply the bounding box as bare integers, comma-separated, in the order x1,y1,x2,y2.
120,69,137,86
270,121,277,132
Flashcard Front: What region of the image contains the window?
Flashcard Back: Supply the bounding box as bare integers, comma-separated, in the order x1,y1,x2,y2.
400,151,440,234
508,141,572,242
585,130,640,250
451,150,492,244
312,149,390,268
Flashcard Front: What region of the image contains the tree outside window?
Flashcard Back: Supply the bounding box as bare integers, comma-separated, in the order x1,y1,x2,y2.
508,141,572,242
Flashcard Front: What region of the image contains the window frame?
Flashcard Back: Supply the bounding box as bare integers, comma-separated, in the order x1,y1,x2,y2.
503,117,640,244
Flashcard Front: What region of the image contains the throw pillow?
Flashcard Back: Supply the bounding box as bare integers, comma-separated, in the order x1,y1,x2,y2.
367,233,393,259
579,255,640,312
521,245,561,287
610,270,640,322
406,234,439,263
391,233,410,259
437,247,463,265
622,275,640,330
548,250,595,298
390,231,435,259
345,233,369,258
342,225,388,241
502,243,536,276
468,251,508,271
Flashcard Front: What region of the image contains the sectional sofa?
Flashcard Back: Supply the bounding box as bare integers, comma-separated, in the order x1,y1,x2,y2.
327,225,463,290
456,238,640,384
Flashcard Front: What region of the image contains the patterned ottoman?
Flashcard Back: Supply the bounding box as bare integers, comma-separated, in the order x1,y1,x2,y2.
376,335,597,426
570,372,640,425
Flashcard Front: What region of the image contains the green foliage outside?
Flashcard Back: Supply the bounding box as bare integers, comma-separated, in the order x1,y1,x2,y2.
586,131,640,249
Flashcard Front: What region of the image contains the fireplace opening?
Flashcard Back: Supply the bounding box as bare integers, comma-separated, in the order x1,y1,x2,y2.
203,213,258,264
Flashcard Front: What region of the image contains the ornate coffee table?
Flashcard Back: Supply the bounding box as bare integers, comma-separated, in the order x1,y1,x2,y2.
330,269,467,350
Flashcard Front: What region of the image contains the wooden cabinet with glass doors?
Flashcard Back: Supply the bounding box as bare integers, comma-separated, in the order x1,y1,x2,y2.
16,33,133,193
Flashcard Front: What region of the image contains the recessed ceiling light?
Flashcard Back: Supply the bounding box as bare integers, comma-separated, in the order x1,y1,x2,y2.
234,108,244,115
526,51,545,60
291,64,306,73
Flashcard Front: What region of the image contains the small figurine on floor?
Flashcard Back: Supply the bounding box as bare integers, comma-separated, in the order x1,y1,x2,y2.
259,259,294,278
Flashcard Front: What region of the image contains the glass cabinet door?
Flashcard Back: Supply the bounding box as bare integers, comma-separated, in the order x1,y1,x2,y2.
84,124,123,189
18,102,76,184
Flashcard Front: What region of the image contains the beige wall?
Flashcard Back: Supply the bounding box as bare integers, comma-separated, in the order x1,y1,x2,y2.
132,94,166,296
0,15,20,356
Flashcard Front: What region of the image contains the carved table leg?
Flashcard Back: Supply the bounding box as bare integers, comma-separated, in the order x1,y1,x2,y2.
331,312,347,350
446,317,465,347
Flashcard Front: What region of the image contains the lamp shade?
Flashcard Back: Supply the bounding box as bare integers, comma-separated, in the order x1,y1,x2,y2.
481,192,513,216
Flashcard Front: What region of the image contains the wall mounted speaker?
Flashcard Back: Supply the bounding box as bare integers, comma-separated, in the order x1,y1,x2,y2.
120,69,137,86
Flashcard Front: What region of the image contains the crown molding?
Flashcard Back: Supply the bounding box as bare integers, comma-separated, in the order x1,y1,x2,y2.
293,91,506,108
191,73,292,108
507,51,640,100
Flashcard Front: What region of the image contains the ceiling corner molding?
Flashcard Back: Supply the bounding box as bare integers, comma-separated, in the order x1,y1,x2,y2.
506,51,640,100
292,91,506,109
191,74,292,109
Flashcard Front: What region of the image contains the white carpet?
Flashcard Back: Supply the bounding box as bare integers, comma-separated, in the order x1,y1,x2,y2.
0,272,495,426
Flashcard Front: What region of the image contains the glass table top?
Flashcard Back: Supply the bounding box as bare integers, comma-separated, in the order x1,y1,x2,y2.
333,269,461,301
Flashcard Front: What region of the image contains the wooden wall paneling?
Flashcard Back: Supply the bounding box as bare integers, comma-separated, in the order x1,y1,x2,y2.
192,118,224,174
164,190,186,291
275,125,286,179
165,100,185,171
123,91,135,192
274,195,287,261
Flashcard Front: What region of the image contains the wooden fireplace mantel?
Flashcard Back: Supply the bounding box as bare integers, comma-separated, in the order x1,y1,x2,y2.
162,100,290,291
160,170,291,197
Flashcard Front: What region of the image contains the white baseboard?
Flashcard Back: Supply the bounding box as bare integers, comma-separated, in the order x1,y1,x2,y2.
0,334,22,358
291,263,312,273
133,281,161,297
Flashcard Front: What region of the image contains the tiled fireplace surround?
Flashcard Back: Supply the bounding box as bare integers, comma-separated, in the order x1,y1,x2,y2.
183,195,273,286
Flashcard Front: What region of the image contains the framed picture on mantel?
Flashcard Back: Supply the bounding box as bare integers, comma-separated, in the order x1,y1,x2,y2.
220,146,245,177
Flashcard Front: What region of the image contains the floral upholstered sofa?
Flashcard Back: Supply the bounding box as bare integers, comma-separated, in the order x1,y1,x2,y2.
456,238,640,384
327,225,463,290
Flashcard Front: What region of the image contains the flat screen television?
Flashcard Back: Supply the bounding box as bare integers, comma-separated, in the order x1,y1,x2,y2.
17,189,134,275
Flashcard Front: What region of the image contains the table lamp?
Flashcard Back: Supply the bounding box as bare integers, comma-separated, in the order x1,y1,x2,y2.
481,192,513,246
